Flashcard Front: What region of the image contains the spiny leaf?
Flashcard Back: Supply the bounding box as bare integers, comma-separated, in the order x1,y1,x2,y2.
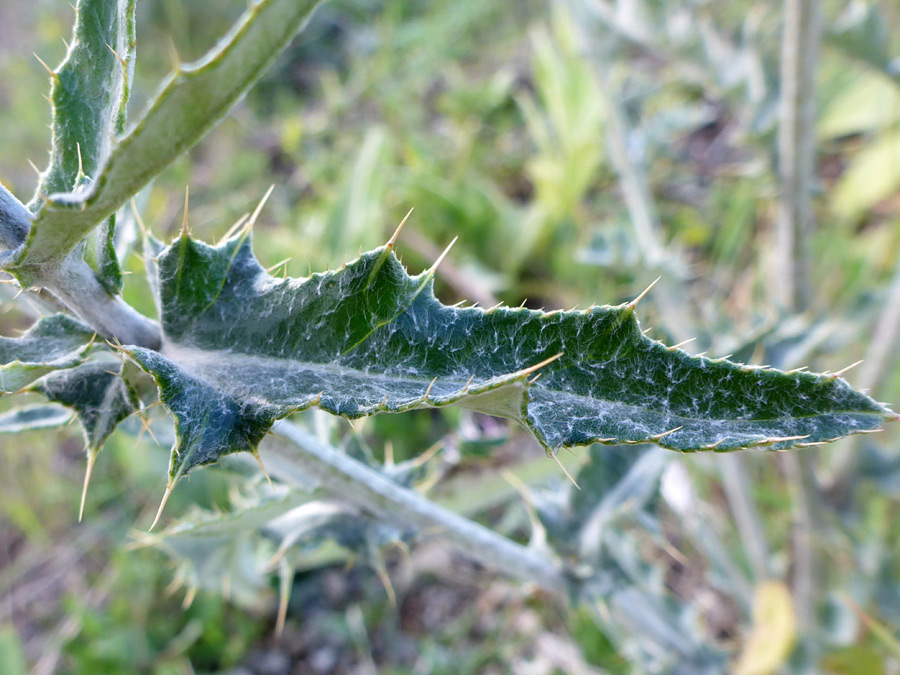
0,314,95,394
0,404,73,433
30,0,135,206
10,0,324,275
125,234,894,482
29,361,139,452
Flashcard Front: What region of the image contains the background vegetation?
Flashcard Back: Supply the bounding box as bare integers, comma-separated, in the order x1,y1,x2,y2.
1,0,899,672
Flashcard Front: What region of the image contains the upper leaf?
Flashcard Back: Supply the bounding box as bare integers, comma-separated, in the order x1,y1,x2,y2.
0,314,95,394
10,0,323,273
31,0,136,207
125,233,894,481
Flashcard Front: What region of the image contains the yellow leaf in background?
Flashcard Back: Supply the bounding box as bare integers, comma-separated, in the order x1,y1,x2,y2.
733,581,797,675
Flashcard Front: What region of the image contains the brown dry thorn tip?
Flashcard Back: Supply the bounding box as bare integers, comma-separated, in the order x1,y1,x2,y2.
149,482,174,531
652,426,683,441
218,213,250,245
388,207,414,249
627,276,661,310
705,436,730,449
548,451,580,490
380,393,389,407
462,374,475,393
528,373,542,385
314,391,324,406
247,185,275,231
668,337,696,351
33,53,57,79
486,302,504,313
832,360,863,378
266,258,292,273
106,42,128,68
641,326,653,335
78,450,97,522
422,377,438,400
180,186,190,236
252,449,274,489
130,198,148,237
427,236,458,279
182,586,197,610
75,142,85,180
518,298,528,308
519,352,564,379
581,303,597,314
167,37,182,71
411,439,445,468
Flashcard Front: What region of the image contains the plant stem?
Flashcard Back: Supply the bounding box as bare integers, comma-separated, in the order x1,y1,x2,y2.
268,420,569,596
776,0,824,635
0,182,160,348
0,182,30,251
719,454,770,580
42,254,161,349
775,0,822,311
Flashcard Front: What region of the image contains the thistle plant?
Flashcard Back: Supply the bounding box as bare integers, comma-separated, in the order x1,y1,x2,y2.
0,0,895,630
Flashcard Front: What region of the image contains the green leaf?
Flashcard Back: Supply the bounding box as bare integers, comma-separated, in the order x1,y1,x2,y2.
31,0,135,205
125,234,894,482
29,361,139,452
10,0,323,275
0,404,73,433
0,314,95,394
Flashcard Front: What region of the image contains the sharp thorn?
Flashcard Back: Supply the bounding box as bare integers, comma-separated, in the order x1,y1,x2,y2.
149,483,174,531
423,377,437,400
252,450,274,488
33,52,57,78
181,186,190,236
668,337,696,351
519,352,564,378
653,425,683,441
75,142,84,180
427,236,458,278
627,276,661,309
388,207,414,249
642,326,653,335
833,360,863,377
248,184,275,229
549,451,580,489
106,42,128,68
130,198,148,237
219,213,250,244
79,451,97,522
27,159,42,176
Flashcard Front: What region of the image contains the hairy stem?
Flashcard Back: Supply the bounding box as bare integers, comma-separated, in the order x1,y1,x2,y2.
775,0,822,311
268,420,569,595
42,255,161,349
0,182,30,251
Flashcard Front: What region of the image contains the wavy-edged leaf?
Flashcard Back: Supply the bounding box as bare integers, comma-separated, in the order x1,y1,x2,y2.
0,403,73,433
29,361,139,452
125,233,894,482
0,314,95,394
11,0,323,274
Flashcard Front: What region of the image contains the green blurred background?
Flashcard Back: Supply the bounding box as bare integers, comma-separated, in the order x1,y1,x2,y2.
1,0,900,672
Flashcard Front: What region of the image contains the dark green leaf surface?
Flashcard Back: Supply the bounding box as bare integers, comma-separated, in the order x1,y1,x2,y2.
0,314,95,394
126,233,894,480
30,361,138,451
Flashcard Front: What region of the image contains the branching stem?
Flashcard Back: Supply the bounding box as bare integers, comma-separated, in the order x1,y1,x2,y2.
268,420,569,596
